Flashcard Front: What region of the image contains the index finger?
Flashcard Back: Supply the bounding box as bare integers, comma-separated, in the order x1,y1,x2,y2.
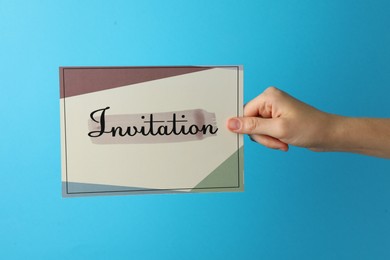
244,89,272,118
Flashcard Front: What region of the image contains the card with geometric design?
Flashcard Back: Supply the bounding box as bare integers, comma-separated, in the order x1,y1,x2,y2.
60,66,244,197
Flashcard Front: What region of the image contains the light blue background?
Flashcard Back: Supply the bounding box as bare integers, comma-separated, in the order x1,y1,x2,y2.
1,0,389,259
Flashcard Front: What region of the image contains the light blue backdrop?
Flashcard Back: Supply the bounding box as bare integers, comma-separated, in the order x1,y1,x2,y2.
1,0,389,259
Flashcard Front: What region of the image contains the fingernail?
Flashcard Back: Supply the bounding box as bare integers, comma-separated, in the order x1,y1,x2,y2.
228,118,241,131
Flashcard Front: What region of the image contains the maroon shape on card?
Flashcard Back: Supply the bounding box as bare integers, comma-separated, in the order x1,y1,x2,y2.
60,66,213,98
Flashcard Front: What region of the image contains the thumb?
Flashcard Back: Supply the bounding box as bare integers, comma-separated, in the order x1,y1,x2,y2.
226,117,277,136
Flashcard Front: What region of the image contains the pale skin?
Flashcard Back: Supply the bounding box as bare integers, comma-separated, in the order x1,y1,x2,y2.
227,87,390,159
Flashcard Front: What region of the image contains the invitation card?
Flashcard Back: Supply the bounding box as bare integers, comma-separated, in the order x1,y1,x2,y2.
60,66,243,197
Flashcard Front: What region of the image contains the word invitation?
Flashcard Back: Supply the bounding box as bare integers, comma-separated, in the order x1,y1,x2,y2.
60,66,244,197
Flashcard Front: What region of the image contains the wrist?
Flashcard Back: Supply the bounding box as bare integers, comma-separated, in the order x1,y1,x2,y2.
325,114,350,152
320,115,376,155
327,117,390,158
311,113,347,152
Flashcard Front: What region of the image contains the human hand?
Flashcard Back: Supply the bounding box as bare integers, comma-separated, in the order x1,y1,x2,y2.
227,87,334,152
